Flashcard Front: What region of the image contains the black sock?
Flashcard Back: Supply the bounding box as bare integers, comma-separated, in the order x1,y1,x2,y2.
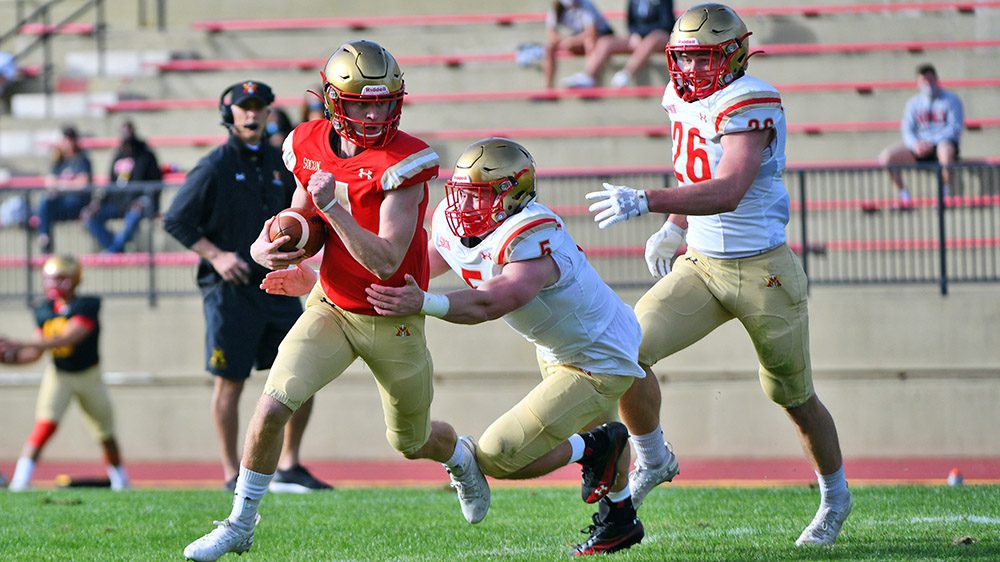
598,496,637,525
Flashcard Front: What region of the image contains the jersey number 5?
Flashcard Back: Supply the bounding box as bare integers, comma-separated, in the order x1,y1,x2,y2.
671,123,711,184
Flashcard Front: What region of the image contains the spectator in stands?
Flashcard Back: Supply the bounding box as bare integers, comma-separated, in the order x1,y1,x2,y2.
299,87,326,123
35,126,93,254
878,64,965,204
563,0,675,89
82,120,163,253
0,255,130,492
585,3,851,546
266,107,294,151
544,0,615,90
164,80,330,493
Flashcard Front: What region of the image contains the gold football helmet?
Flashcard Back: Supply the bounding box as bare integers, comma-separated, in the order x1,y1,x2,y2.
444,137,537,238
42,255,81,300
321,40,405,148
666,3,753,102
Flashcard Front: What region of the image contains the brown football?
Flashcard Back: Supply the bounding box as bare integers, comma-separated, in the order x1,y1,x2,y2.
267,207,327,258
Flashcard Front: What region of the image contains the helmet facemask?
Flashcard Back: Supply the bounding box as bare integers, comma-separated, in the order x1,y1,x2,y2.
666,3,753,102
667,35,750,102
445,172,530,238
321,40,405,149
42,255,81,301
444,138,537,238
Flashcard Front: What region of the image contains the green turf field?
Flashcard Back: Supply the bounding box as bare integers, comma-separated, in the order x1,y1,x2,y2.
1,484,998,561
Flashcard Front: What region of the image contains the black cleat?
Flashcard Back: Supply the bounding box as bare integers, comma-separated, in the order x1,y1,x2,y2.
571,512,644,556
269,464,333,493
579,422,629,504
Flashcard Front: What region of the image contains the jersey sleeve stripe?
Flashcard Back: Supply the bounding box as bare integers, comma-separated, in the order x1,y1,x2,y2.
496,218,558,265
380,148,440,191
714,95,782,131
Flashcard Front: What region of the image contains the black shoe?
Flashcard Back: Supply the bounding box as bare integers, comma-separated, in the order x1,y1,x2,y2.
269,464,333,493
571,512,644,556
579,422,629,504
224,476,237,492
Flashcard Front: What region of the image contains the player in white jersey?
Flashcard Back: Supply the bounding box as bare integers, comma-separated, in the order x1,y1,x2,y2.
366,137,647,555
585,4,851,546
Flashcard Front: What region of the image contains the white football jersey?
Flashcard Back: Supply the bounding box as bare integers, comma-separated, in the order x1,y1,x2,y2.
431,201,644,378
661,74,790,258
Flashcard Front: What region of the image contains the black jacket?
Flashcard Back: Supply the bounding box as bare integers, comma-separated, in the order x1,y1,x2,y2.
164,135,297,287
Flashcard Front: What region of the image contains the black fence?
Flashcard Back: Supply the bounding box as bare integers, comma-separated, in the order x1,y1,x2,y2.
1,163,997,305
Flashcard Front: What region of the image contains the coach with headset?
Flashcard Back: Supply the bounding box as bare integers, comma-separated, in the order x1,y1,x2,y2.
164,80,331,493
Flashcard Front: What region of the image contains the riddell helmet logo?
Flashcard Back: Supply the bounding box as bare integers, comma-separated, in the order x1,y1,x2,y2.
452,174,471,183
676,38,700,45
360,85,390,95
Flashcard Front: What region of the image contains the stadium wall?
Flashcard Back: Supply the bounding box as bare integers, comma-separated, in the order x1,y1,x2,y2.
1,284,998,462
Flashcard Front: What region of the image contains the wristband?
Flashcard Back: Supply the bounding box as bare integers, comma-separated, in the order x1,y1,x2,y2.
420,291,450,318
319,197,338,214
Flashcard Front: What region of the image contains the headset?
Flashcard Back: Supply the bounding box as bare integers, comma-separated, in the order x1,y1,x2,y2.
218,82,242,127
218,81,274,128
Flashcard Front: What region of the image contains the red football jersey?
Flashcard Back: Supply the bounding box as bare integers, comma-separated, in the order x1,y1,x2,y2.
284,120,439,314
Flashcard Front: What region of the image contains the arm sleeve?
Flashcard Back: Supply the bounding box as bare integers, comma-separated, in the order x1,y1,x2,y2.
940,93,965,144
163,159,214,248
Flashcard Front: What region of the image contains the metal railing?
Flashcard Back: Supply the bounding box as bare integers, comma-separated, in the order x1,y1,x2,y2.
1,163,997,305
0,0,106,116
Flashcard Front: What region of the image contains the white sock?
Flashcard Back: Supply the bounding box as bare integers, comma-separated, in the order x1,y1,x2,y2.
607,486,632,503
443,438,470,470
10,457,35,489
630,426,668,468
107,465,129,491
817,466,849,507
228,465,272,531
567,434,586,464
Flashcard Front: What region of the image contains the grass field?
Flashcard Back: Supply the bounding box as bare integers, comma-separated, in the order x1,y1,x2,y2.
1,484,998,561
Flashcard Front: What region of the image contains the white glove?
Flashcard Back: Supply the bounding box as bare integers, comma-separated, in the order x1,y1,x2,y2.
645,221,686,279
585,183,649,229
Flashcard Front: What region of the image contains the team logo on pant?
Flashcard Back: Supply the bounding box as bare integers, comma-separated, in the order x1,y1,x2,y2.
209,347,228,370
765,274,782,288
395,324,411,337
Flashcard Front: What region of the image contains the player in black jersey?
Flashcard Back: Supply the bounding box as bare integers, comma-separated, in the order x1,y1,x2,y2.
0,255,129,491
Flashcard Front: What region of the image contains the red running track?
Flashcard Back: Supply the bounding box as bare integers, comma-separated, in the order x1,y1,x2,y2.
3,457,998,489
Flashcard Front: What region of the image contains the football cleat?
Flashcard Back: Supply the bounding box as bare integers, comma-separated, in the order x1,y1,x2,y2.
446,436,491,524
579,422,630,504
629,443,680,508
269,464,333,493
183,515,259,562
796,492,852,546
571,512,645,556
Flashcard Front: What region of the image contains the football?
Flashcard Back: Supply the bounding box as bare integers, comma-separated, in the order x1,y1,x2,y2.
268,207,327,258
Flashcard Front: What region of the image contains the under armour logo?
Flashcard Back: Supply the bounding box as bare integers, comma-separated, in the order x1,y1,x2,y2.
235,173,245,182
358,168,373,180
437,236,451,250
480,251,492,261
765,274,782,288
395,324,411,337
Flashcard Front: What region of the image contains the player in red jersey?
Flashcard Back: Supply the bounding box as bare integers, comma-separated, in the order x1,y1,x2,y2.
184,40,489,562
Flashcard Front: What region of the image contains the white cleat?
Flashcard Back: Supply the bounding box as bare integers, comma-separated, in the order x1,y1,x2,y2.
183,515,260,562
796,493,852,546
629,443,679,508
446,436,491,524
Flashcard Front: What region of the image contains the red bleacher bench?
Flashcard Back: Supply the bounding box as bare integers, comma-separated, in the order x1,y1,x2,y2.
151,40,1000,75
18,22,95,36
31,119,996,152
190,3,1000,33
97,79,1000,114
